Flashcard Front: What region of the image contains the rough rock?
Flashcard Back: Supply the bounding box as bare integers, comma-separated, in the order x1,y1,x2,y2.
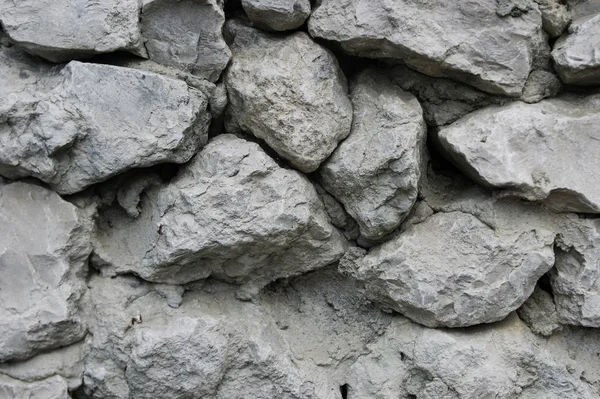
314,184,360,241
534,0,571,37
551,214,600,327
567,0,600,21
348,314,600,398
517,285,563,336
80,269,600,399
225,22,352,172
92,135,347,295
242,0,311,31
0,182,91,362
552,13,600,85
341,209,555,327
319,69,426,241
438,94,600,213
0,0,144,62
386,64,506,127
0,51,210,194
140,0,231,82
308,0,548,96
521,69,563,103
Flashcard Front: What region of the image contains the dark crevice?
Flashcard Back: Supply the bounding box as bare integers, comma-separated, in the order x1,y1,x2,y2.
231,130,298,171
340,383,349,399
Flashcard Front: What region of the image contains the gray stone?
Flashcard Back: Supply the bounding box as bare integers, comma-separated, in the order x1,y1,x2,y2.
535,0,571,37
140,0,231,82
0,0,144,62
341,208,555,327
0,53,210,194
438,94,600,213
242,0,311,31
517,286,563,336
0,182,92,362
92,135,347,295
386,64,506,127
319,69,426,241
567,0,600,21
0,375,70,399
551,215,600,327
314,184,360,241
225,22,352,172
552,13,600,85
308,0,548,96
521,70,563,103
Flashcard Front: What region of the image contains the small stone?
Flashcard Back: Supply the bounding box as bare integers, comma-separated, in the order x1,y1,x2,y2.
242,0,311,31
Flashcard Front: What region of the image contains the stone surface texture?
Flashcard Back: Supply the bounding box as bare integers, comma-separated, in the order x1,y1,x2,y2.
320,69,426,241
438,94,600,213
225,22,352,172
3,1,600,397
242,0,311,31
552,13,600,85
308,0,548,96
0,48,210,194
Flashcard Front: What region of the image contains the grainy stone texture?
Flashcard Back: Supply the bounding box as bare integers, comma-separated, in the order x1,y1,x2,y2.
308,0,548,96
320,69,426,241
0,0,144,62
140,0,231,82
552,13,600,85
521,70,563,103
0,49,210,194
92,135,347,295
567,0,600,21
242,0,311,31
518,286,563,336
0,182,91,362
225,22,352,172
438,94,600,213
534,0,571,37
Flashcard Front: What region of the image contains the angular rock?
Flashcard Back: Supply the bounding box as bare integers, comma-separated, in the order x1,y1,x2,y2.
438,94,600,213
551,215,600,327
386,64,506,127
242,0,311,31
0,52,210,194
567,0,600,21
140,0,231,82
517,285,563,336
0,0,143,62
92,135,347,294
308,0,547,96
225,22,352,172
534,0,571,37
319,69,426,241
0,375,70,399
552,13,600,85
521,70,563,103
341,208,555,327
0,182,91,362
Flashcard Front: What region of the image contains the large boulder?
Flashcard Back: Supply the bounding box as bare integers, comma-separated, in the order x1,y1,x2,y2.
0,0,144,62
225,22,352,172
0,182,92,362
552,13,600,85
0,49,210,194
438,94,600,213
242,0,311,31
308,0,548,96
92,135,347,295
140,0,231,82
319,69,426,241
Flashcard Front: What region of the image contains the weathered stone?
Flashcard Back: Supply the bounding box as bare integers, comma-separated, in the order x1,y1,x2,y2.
242,0,311,31
349,314,600,398
552,13,600,85
0,52,210,194
521,70,563,103
567,0,600,21
0,182,91,362
341,209,555,327
225,22,352,172
319,69,426,241
0,375,70,399
438,94,600,213
308,0,547,96
534,0,571,37
551,215,600,327
517,286,563,336
92,135,347,295
0,0,144,62
140,0,231,82
314,184,360,241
